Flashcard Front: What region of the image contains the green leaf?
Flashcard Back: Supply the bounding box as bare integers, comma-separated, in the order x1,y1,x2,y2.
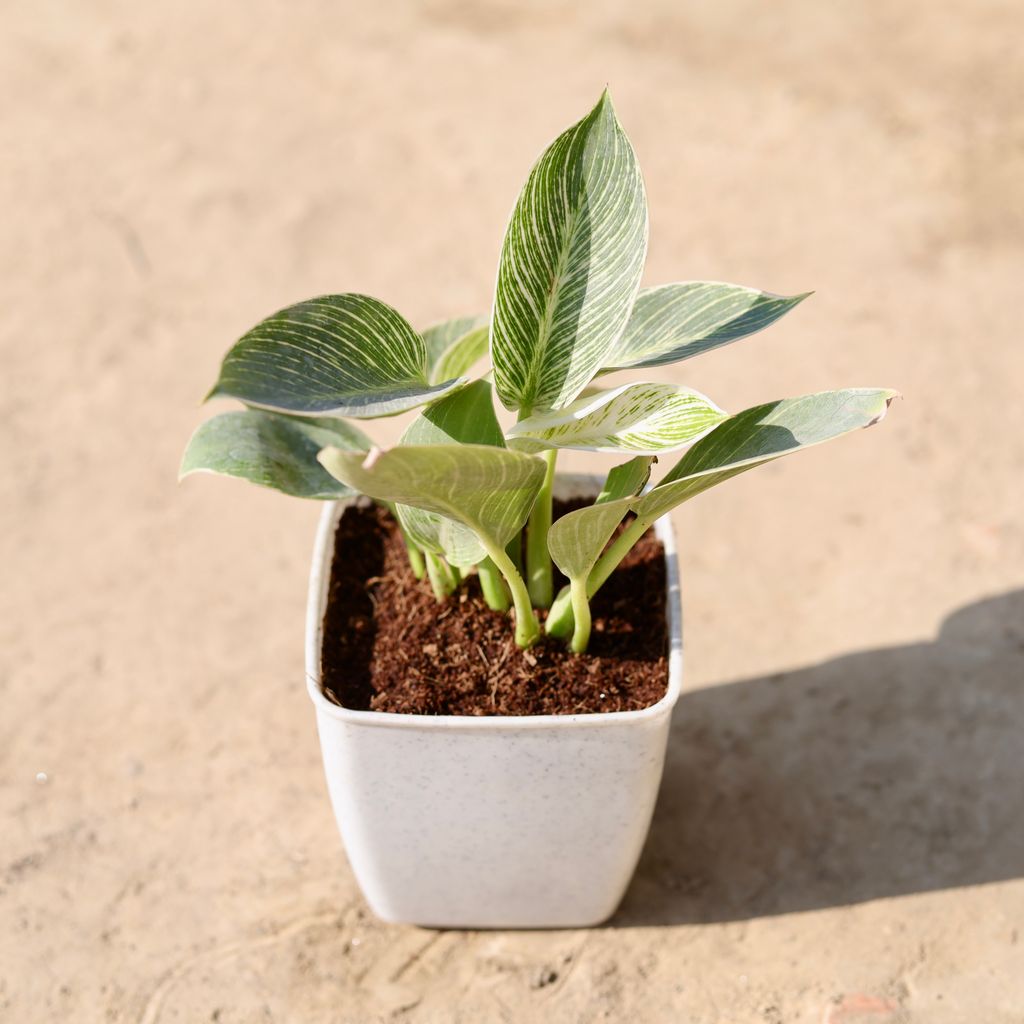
396,381,505,566
318,444,546,555
597,455,655,504
603,282,810,373
179,409,370,499
320,443,546,646
432,325,490,385
421,316,490,385
490,90,648,414
548,499,628,584
550,388,898,606
506,382,727,454
634,388,899,520
208,294,467,419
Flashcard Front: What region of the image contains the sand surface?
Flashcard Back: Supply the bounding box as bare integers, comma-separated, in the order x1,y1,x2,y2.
3,1,1024,1020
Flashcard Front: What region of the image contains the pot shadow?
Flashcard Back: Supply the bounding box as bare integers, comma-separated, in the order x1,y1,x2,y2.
613,588,1024,925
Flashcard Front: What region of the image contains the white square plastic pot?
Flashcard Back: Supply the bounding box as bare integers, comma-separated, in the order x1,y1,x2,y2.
305,475,683,928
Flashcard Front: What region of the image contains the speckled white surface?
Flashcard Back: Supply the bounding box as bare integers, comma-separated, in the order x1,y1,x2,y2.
306,476,683,928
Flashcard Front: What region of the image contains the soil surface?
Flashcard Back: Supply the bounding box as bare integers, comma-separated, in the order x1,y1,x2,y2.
321,502,668,715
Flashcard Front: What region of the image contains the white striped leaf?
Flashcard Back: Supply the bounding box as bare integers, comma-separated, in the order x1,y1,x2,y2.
490,90,648,414
505,382,727,454
209,294,467,419
603,282,810,372
318,445,546,558
549,388,898,587
421,315,490,384
179,409,369,499
396,381,505,566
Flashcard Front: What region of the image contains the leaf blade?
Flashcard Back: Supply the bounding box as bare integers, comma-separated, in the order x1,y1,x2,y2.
209,293,466,418
548,500,630,583
597,455,655,504
490,90,648,413
318,444,546,554
603,282,810,372
179,409,369,499
634,388,899,521
421,316,490,384
396,381,505,565
506,382,727,454
548,388,897,592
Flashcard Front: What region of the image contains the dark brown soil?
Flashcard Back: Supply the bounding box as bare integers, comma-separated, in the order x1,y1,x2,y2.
320,501,669,716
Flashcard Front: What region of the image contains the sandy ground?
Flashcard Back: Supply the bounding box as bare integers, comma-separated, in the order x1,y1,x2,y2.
3,1,1024,1021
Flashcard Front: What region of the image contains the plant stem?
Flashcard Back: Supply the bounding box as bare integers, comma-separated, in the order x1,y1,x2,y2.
544,585,573,638
506,530,523,575
477,557,511,612
480,537,540,648
526,448,558,608
424,551,458,601
587,515,651,596
403,535,426,580
545,515,653,640
568,577,592,655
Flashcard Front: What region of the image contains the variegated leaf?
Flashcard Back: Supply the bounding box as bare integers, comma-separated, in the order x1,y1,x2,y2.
208,294,467,419
603,282,810,372
490,90,648,414
506,382,727,454
396,381,505,566
179,409,369,499
421,315,490,384
318,445,546,555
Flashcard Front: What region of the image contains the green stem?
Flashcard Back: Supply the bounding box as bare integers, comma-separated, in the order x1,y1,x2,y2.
424,551,458,601
569,577,592,655
480,538,540,648
545,515,653,639
477,557,511,612
386,502,426,581
505,530,523,576
403,536,425,580
526,448,558,608
545,585,573,639
587,515,651,596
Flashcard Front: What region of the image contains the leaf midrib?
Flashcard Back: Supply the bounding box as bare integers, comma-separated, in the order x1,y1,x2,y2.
520,202,581,417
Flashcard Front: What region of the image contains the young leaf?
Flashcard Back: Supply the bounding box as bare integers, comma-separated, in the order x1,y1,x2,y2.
422,316,490,385
179,409,369,499
602,282,810,373
396,381,505,567
208,294,467,419
490,90,648,415
596,455,655,504
506,382,727,454
319,444,545,646
548,500,628,585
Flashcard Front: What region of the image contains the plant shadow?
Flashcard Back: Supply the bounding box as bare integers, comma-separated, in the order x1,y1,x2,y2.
612,588,1024,925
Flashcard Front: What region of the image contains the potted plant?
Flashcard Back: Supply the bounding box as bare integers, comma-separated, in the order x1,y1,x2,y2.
181,90,896,928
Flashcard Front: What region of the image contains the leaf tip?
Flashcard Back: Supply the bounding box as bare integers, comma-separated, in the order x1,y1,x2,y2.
867,389,902,427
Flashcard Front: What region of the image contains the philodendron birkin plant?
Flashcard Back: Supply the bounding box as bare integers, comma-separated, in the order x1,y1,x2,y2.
182,90,896,659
